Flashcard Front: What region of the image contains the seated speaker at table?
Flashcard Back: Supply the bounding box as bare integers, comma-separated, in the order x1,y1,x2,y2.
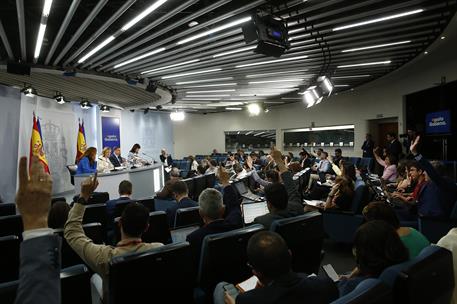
110,146,127,167
128,143,149,167
98,147,115,173
76,147,97,175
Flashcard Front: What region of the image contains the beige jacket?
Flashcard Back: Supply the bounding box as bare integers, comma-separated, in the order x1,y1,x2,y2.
64,203,162,296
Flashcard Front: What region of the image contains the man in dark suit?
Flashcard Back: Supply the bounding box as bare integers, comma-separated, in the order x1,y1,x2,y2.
106,180,134,225
215,231,338,304
160,148,173,167
386,132,403,160
15,156,61,304
166,180,198,227
186,188,241,268
110,146,126,167
361,134,374,158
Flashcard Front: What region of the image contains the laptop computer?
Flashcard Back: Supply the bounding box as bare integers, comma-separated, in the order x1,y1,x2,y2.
233,181,263,202
242,201,269,224
170,225,200,243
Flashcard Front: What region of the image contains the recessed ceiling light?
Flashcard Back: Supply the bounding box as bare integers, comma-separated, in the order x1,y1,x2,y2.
78,36,116,63
235,55,308,68
186,89,236,93
34,0,54,60
424,51,428,55
212,45,257,58
184,94,231,97
121,0,168,31
248,79,304,84
337,60,391,68
162,68,222,79
175,77,233,85
226,107,242,111
441,36,446,40
341,40,411,53
177,16,252,45
181,83,237,88
188,21,199,27
333,9,424,31
246,69,309,78
114,47,166,68
141,59,200,74
334,84,350,87
331,75,371,79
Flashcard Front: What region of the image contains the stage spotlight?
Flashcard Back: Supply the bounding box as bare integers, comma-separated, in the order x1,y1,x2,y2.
146,80,158,93
21,84,37,97
53,92,65,104
144,108,149,114
156,105,163,110
100,104,110,112
170,111,185,121
80,100,92,109
247,103,261,116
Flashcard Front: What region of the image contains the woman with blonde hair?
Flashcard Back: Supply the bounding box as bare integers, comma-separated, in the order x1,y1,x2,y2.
98,147,114,172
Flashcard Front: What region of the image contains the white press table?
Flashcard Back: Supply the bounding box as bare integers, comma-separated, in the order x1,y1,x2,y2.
74,164,164,200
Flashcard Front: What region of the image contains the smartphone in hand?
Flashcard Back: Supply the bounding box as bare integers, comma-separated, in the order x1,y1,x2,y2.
322,264,339,282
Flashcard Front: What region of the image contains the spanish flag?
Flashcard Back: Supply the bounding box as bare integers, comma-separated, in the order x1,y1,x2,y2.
30,114,50,173
75,120,87,163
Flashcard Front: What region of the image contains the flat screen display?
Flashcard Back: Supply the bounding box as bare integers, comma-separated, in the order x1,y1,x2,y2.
425,110,451,134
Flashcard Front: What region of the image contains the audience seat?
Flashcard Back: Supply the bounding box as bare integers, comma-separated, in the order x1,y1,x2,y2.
66,164,77,186
137,197,155,212
109,242,195,304
0,264,91,304
60,264,92,304
206,173,216,189
174,206,203,228
418,201,457,243
183,178,195,199
322,184,369,243
197,224,264,298
114,211,171,244
331,278,393,304
82,203,107,242
379,245,454,304
193,176,207,201
0,215,23,238
54,222,104,268
0,235,19,283
154,198,176,212
113,200,134,218
88,192,109,205
51,197,66,205
0,204,16,217
270,212,324,275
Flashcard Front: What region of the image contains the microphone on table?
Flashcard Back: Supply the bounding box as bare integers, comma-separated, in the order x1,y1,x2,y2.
141,153,155,165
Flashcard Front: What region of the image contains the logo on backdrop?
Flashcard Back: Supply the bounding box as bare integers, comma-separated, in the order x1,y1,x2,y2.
425,110,451,134
101,117,121,149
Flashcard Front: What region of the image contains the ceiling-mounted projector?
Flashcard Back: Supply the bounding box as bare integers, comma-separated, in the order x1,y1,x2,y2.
242,14,290,58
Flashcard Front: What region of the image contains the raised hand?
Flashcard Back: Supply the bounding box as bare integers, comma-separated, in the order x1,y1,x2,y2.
410,135,420,155
16,156,53,231
218,166,230,186
80,174,99,200
246,155,253,169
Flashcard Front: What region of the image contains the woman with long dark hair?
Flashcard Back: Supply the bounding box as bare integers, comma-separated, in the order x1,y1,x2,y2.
76,147,97,174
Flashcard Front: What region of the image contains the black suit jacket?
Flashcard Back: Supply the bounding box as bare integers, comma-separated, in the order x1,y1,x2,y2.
109,154,124,167
160,155,173,166
166,197,198,227
387,139,402,159
236,272,338,304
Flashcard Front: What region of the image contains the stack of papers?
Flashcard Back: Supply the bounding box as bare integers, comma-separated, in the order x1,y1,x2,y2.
304,200,325,207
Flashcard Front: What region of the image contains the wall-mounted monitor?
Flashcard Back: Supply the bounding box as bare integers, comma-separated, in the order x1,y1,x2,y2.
425,110,451,135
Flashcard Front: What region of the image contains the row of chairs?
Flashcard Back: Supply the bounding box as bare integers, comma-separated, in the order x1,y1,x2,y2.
108,211,324,303
333,245,454,304
0,264,92,304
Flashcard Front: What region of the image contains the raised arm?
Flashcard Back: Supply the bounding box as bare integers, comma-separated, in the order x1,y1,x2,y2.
373,147,386,167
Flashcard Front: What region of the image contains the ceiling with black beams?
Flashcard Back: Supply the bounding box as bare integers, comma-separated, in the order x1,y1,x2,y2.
0,0,455,113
